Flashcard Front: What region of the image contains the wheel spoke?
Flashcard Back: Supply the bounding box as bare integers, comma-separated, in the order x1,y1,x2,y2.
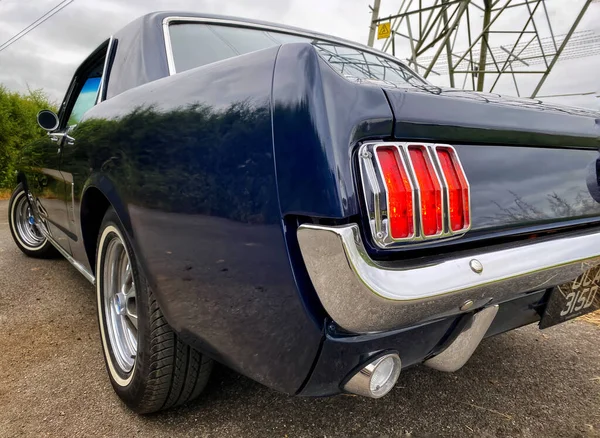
124,284,135,300
122,315,138,354
13,193,46,248
124,262,132,285
125,307,138,330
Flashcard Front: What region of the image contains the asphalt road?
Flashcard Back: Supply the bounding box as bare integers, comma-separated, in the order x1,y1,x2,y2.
0,199,599,437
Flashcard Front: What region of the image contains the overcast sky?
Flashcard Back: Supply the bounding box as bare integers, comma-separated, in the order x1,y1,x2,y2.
0,0,598,110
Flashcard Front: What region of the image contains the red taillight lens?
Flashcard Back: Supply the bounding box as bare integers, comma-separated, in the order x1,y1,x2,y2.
436,147,470,231
376,147,414,239
408,146,443,236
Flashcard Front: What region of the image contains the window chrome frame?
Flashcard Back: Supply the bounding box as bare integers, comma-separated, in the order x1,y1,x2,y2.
161,16,427,79
359,142,472,248
96,36,115,105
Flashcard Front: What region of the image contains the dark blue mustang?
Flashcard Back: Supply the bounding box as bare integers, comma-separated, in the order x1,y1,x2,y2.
8,11,600,413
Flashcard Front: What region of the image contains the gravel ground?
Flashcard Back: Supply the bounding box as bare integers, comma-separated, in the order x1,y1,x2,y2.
0,200,599,437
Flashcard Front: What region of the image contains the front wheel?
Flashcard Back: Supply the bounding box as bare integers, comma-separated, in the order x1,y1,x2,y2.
8,183,59,258
96,207,212,413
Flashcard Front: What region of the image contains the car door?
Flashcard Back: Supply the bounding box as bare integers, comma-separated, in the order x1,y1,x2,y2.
20,86,76,253
30,41,109,255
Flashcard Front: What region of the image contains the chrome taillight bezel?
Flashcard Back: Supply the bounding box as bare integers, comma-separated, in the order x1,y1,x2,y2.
358,142,471,248
434,144,472,235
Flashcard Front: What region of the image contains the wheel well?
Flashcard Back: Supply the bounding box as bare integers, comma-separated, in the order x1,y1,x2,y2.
16,172,27,192
80,187,111,275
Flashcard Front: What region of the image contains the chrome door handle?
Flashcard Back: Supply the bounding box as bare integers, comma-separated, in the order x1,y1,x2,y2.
47,133,75,145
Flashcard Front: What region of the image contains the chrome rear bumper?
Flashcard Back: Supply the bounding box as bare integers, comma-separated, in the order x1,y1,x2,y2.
297,224,600,333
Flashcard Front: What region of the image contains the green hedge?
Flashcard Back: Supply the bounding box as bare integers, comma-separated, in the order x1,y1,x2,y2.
0,86,55,188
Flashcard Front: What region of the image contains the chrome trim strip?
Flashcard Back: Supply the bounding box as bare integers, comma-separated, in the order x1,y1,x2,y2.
405,143,445,239
96,36,114,105
297,223,600,333
424,305,498,372
433,145,472,235
163,20,176,75
44,232,95,285
360,149,384,237
161,16,421,77
360,142,470,247
371,144,418,242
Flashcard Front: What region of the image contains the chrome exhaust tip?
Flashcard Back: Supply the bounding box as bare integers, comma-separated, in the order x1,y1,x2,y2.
343,353,401,398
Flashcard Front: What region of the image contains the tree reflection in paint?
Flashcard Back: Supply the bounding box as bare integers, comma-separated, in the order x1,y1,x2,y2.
65,100,278,224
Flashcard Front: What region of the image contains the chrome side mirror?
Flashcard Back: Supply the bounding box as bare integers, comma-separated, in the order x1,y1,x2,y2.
37,110,59,132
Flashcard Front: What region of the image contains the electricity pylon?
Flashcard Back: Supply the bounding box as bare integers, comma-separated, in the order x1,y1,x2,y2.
367,0,596,98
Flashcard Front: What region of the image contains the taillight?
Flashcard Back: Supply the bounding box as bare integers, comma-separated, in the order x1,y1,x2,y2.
436,146,470,232
408,146,443,236
375,147,414,239
359,142,471,248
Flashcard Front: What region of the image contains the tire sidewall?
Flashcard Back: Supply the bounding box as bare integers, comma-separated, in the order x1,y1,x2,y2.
96,208,151,407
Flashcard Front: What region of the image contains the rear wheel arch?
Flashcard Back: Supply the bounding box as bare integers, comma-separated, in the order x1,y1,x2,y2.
80,180,133,276
80,187,111,275
16,171,28,191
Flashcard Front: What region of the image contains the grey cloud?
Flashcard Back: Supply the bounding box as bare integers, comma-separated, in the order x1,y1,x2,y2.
0,0,598,107
0,0,302,100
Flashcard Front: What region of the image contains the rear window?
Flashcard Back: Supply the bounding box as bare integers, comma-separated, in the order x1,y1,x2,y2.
167,23,426,86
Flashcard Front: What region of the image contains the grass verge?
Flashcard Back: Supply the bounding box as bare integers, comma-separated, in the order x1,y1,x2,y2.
0,189,11,200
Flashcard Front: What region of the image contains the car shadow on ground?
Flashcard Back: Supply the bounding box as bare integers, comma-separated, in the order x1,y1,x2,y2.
140,320,599,437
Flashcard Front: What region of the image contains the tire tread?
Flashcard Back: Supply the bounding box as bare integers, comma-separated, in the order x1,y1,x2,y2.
97,207,212,414
135,286,212,413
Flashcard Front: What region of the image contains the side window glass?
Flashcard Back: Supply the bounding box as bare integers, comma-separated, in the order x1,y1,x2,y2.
168,24,309,73
167,23,426,86
208,25,277,54
68,77,102,126
169,24,238,72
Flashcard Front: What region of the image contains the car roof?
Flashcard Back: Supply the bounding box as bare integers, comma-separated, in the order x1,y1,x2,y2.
106,11,418,99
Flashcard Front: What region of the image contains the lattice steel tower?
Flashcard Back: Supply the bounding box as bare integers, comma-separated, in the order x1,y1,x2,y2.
367,0,597,98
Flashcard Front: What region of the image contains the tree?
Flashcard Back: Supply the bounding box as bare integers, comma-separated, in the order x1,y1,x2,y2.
0,86,55,188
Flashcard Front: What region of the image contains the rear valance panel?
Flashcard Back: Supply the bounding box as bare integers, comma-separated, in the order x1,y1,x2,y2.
454,144,600,232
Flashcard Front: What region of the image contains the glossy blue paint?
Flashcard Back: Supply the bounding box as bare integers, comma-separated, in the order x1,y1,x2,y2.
16,11,600,398
457,144,600,230
63,46,325,394
272,43,394,219
385,87,600,148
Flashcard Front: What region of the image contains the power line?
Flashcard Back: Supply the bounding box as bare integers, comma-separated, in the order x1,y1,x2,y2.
0,0,74,52
0,0,74,54
537,91,596,98
419,30,600,74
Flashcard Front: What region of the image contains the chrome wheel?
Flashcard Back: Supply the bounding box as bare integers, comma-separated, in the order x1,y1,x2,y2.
12,191,45,249
103,233,138,374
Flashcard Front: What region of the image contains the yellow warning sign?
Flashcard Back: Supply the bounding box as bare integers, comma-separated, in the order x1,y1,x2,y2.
377,22,391,40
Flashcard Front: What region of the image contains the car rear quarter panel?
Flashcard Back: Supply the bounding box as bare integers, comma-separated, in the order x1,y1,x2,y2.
69,46,323,394
271,43,394,219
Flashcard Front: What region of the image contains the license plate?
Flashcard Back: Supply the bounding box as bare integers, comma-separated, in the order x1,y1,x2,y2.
539,265,600,329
